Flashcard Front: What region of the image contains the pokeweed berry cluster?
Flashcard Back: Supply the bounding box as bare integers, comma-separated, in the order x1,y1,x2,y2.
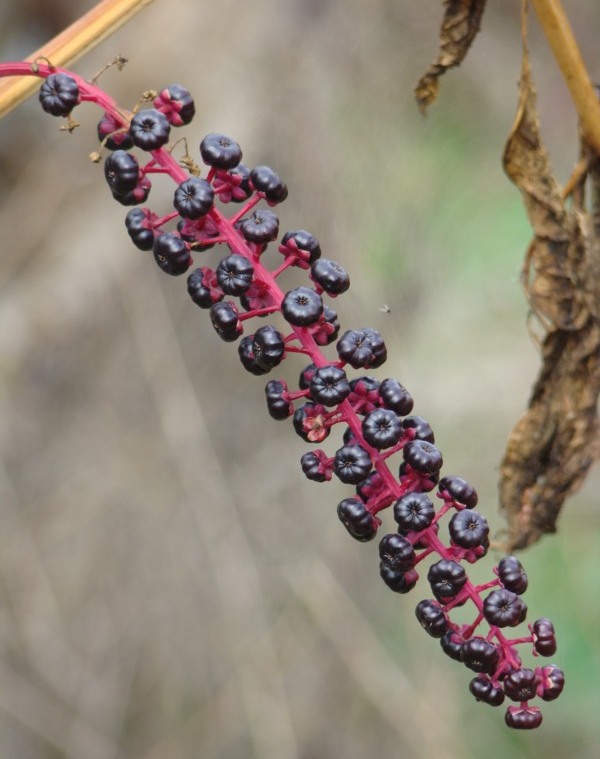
1,61,565,729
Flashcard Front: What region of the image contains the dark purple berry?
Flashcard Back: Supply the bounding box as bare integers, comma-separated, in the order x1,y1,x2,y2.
39,73,80,116
250,165,288,203
111,175,152,206
153,232,191,276
310,258,350,296
378,378,414,416
427,559,467,601
403,439,443,474
336,328,387,369
265,379,293,419
312,305,341,346
503,668,538,702
497,555,528,595
238,336,269,376
252,325,285,370
300,450,331,482
440,630,465,662
238,209,280,244
279,229,321,268
125,207,155,250
469,676,505,707
309,365,350,406
210,301,242,342
298,363,318,390
378,533,416,572
333,444,372,484
505,706,543,730
531,618,557,657
97,111,133,150
337,497,376,542
380,566,418,594
104,150,139,194
483,589,527,627
348,376,381,415
394,492,435,533
154,84,195,126
200,133,242,169
461,637,500,674
129,108,171,150
448,509,489,549
536,664,565,701
402,415,435,442
174,177,214,219
281,287,324,327
293,403,330,443
438,475,479,508
362,408,403,450
215,254,254,296
415,599,449,638
187,267,223,308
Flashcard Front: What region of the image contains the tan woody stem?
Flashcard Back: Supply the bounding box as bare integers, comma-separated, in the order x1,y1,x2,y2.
0,0,155,120
530,0,600,156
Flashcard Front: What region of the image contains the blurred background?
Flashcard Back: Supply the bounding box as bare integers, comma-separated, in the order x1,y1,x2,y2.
0,1,599,757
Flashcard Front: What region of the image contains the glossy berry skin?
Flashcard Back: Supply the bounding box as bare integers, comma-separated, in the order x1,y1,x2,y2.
380,566,419,594
394,492,435,533
461,637,500,674
309,365,350,406
310,258,350,296
505,706,543,730
129,108,171,150
238,336,269,376
213,164,252,203
448,509,489,549
440,630,466,662
125,208,155,250
469,676,505,707
361,408,403,450
348,376,380,415
483,589,527,627
497,555,528,595
264,379,293,419
187,267,223,308
336,328,387,369
333,444,373,484
536,665,565,701
104,150,139,194
402,415,434,442
300,450,331,482
174,177,214,219
281,287,324,327
39,73,80,115
427,559,467,602
210,301,243,342
415,599,449,638
293,403,330,443
200,133,242,169
216,253,254,296
154,84,195,126
337,497,376,541
111,175,152,206
504,668,538,702
379,378,414,416
403,439,443,474
97,112,133,150
531,618,557,657
250,165,288,203
252,325,285,370
279,229,321,268
438,475,478,508
153,233,191,276
378,533,416,572
238,209,280,244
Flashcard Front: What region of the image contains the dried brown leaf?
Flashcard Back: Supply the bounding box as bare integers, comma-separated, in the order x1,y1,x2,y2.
499,50,600,550
414,0,487,113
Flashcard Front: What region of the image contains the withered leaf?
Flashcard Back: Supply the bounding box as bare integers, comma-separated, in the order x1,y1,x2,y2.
499,50,600,550
414,0,487,113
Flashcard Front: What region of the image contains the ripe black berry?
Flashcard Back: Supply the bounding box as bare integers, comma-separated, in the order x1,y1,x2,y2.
427,559,467,602
537,664,565,701
337,497,376,541
336,328,387,369
503,668,538,702
215,253,254,296
129,108,171,150
483,589,527,628
380,566,418,594
437,475,478,508
174,177,214,219
104,150,140,194
238,209,280,244
279,229,321,268
111,175,152,206
440,630,465,662
378,533,416,572
393,492,435,533
333,444,373,484
497,555,528,595
125,207,155,250
378,378,414,416
213,164,252,203
153,232,191,276
361,408,403,449
281,287,324,327
265,379,293,419
402,415,434,442
250,165,288,203
210,301,242,342
348,376,380,414
154,84,195,126
505,706,543,730
312,306,341,346
187,267,223,308
238,336,269,375
403,439,443,475
97,112,133,150
252,325,285,370
461,637,500,674
309,365,350,406
415,599,449,638
39,73,80,116
200,133,242,169
310,258,350,296
531,618,557,657
448,509,489,549
469,676,505,707
300,450,331,482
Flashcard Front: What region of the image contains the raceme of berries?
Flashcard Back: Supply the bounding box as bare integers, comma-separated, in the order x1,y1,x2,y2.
0,60,565,730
